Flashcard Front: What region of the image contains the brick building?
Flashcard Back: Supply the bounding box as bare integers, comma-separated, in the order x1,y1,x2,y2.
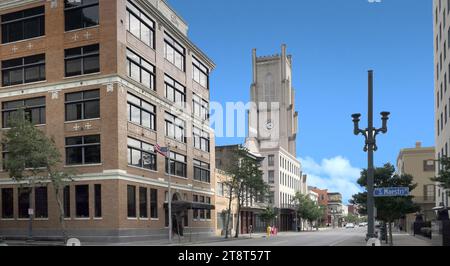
0,0,215,242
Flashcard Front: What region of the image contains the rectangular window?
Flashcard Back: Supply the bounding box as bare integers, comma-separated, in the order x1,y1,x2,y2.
192,94,209,121
1,188,13,218
64,0,99,31
192,56,209,88
65,44,100,77
193,195,199,220
18,188,30,218
217,182,224,197
193,127,210,152
424,184,436,201
127,185,136,218
63,186,70,218
150,188,158,219
165,151,187,178
126,1,155,48
34,186,48,218
139,187,148,218
75,185,89,218
1,6,45,44
65,135,101,165
127,93,156,130
164,75,185,107
2,97,46,128
164,32,185,71
65,89,100,121
127,137,157,171
126,49,155,90
194,160,210,183
94,184,101,218
165,112,186,143
206,197,211,220
2,54,45,87
268,155,275,166
268,170,275,184
199,196,205,220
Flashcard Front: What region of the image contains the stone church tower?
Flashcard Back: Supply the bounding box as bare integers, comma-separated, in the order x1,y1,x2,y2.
245,45,305,232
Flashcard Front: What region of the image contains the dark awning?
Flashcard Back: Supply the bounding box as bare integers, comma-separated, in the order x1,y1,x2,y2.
163,201,215,212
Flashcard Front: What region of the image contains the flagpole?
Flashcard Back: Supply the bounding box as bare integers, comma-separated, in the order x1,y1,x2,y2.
168,146,172,244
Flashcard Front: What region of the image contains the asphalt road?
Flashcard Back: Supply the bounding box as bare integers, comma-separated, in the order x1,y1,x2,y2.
190,227,368,246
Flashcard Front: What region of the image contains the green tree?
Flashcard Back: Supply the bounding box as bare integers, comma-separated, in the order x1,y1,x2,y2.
260,206,276,228
345,213,360,224
2,110,74,241
224,145,267,238
292,192,324,230
431,157,450,190
351,163,419,246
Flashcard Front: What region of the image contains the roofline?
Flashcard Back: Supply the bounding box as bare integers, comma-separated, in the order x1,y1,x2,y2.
136,0,216,70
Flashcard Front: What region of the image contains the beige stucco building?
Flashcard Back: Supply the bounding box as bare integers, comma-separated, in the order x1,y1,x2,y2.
214,169,238,236
397,142,436,231
0,0,216,242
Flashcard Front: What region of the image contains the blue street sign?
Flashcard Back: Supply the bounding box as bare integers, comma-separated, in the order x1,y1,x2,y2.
374,187,410,197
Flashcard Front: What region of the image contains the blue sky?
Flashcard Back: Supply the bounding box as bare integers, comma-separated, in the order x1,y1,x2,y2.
167,0,434,203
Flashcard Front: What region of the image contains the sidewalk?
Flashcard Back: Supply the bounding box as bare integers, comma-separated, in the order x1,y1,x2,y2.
380,232,433,246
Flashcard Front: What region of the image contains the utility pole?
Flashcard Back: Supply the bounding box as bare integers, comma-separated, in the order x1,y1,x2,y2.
352,70,390,241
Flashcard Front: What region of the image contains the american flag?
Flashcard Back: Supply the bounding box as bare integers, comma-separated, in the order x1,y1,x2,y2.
154,144,168,157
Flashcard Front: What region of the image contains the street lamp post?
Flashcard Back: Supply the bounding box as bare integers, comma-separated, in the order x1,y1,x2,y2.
352,70,390,241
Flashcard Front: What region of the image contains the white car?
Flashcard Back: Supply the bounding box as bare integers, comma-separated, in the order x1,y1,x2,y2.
345,223,355,228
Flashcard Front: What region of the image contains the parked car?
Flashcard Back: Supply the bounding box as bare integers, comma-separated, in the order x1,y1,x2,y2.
345,223,355,228
359,222,367,227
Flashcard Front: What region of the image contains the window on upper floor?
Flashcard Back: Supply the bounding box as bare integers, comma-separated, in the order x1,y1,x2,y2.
65,44,100,77
164,112,186,143
1,6,45,44
127,137,157,171
164,32,185,71
126,1,155,48
65,135,101,165
164,75,185,107
268,170,275,184
268,155,274,166
165,151,187,178
127,93,156,130
2,97,46,128
194,160,210,183
192,94,209,121
192,56,209,88
64,0,99,31
65,89,100,121
126,49,155,90
2,54,46,87
193,126,210,152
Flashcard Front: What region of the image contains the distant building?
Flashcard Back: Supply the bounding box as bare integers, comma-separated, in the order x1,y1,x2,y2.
310,187,328,226
397,142,436,232
347,204,360,217
327,192,344,227
215,169,238,236
215,145,267,234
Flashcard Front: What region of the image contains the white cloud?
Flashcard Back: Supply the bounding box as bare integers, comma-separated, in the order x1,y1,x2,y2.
299,156,362,204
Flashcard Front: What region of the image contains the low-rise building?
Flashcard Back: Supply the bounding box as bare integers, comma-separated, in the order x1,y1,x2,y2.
215,169,238,236
397,142,436,232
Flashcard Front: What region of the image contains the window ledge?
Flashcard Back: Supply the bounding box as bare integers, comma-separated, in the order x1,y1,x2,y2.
64,163,103,168
139,218,149,221
150,218,159,221
74,218,91,220
126,30,156,51
0,218,15,221
65,118,101,124
193,180,211,185
164,58,185,73
65,25,100,34
127,217,138,220
127,165,158,173
1,80,47,89
63,72,101,80
127,121,156,133
34,218,49,221
165,136,187,146
93,217,103,220
1,35,46,46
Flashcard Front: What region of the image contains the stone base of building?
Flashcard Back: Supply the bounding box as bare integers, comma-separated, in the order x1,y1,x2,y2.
0,227,215,244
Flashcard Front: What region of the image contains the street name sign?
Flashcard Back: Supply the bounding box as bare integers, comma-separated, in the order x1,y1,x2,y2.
374,187,409,197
